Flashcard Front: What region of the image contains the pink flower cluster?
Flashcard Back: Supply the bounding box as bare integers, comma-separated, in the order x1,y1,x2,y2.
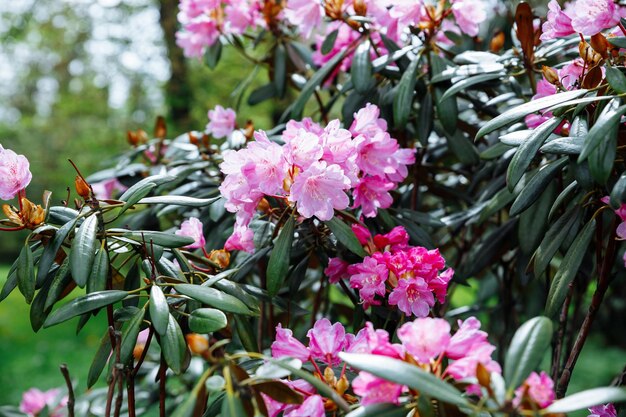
207,105,237,139
588,403,618,417
20,388,68,417
541,0,621,40
601,196,626,266
176,217,207,249
269,316,501,408
325,225,453,317
0,145,32,201
513,371,556,409
219,104,415,253
176,0,266,58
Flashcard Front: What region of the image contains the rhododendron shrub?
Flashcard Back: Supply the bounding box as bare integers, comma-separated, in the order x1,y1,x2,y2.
3,0,626,416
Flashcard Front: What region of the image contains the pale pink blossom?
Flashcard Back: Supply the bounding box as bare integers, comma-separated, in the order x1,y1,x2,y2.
346,322,404,358
350,103,388,140
451,0,487,37
0,145,32,200
271,324,311,362
283,129,324,170
353,176,395,218
20,388,67,417
571,0,619,36
176,217,206,249
354,131,402,179
91,178,127,200
224,223,255,253
446,341,501,379
514,371,556,408
284,394,325,417
352,371,404,405
307,318,347,365
242,132,288,195
348,256,389,308
540,0,575,41
397,318,450,363
588,403,617,417
176,18,219,58
207,105,237,139
289,161,351,221
324,257,350,283
446,317,488,359
389,0,426,29
284,0,324,38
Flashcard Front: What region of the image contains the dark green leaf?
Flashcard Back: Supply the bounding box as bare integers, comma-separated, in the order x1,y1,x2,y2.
545,218,595,317
120,308,145,364
0,264,18,302
519,182,556,255
17,244,35,304
417,92,433,146
150,285,170,335
70,214,99,288
546,387,626,413
605,66,626,94
160,314,188,374
30,275,53,332
248,83,277,106
37,219,76,284
393,55,420,128
579,99,626,161
43,290,128,327
234,315,258,352
534,205,582,275
205,41,222,69
507,117,563,191
340,353,469,408
267,216,295,297
352,41,373,94
321,29,339,55
608,37,626,48
137,195,220,207
548,181,578,221
610,173,626,208
475,90,587,139
504,316,553,396
175,284,254,315
87,329,113,388
87,242,109,294
274,43,287,98
445,131,479,165
510,157,567,216
540,136,583,155
588,127,616,184
221,390,247,417
117,230,194,248
189,308,227,333
325,218,367,257
439,73,503,102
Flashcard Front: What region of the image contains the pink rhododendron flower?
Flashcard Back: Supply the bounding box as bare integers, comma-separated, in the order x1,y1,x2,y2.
175,19,219,58
271,324,311,362
176,217,206,249
283,129,324,170
0,145,32,200
20,388,67,417
345,322,403,358
389,0,426,29
514,371,556,408
446,317,489,359
601,196,626,240
350,103,388,140
451,0,487,36
289,161,351,221
446,341,501,379
397,318,451,362
348,256,389,308
373,226,410,251
284,394,325,417
352,371,404,405
353,176,395,218
540,0,575,41
307,318,347,365
91,178,127,200
284,0,324,39
351,224,372,246
571,0,619,35
207,105,237,139
588,403,617,417
324,257,350,283
224,223,255,253
389,276,435,317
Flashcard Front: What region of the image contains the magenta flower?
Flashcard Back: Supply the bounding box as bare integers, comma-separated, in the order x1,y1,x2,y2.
353,176,395,218
307,318,347,365
20,388,67,417
289,161,351,221
348,256,389,308
602,196,626,240
397,318,451,363
0,145,32,200
571,0,619,36
540,0,575,41
346,322,404,358
373,226,410,251
389,276,435,317
351,224,372,246
514,371,556,408
451,0,487,36
588,403,617,417
446,341,501,379
324,257,350,283
283,0,324,39
176,217,206,249
352,371,404,406
446,317,489,360
207,105,237,139
284,394,325,417
271,324,311,362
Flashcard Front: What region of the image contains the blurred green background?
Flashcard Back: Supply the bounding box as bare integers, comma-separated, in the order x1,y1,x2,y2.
0,0,623,410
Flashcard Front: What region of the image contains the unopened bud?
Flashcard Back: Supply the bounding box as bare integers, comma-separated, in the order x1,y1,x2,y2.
541,66,560,85
208,249,230,269
75,176,91,199
336,374,350,395
476,362,491,388
490,31,505,53
590,33,609,59
353,0,367,16
186,333,209,355
188,132,199,146
154,116,167,139
579,41,603,66
323,366,336,386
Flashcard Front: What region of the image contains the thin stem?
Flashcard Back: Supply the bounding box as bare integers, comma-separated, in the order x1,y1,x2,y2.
552,282,573,382
159,354,167,417
59,364,75,417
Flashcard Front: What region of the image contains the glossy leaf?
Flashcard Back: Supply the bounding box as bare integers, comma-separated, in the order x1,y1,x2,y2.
43,290,128,327
274,43,287,98
578,99,626,162
160,314,188,374
346,404,409,417
119,308,145,364
150,285,170,335
545,218,595,317
588,127,616,184
205,41,222,69
352,41,373,94
610,173,626,208
321,29,339,55
605,66,626,94
175,284,254,315
87,242,109,294
439,73,503,102
393,54,420,128
87,329,113,388
17,244,35,304
510,157,567,216
137,195,220,207
325,217,367,257
117,230,194,248
70,214,99,288
534,205,582,275
267,216,295,297
188,308,227,333
546,387,626,413
37,219,76,284
504,316,553,395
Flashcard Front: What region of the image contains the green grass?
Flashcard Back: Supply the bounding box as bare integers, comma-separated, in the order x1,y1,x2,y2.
0,265,107,406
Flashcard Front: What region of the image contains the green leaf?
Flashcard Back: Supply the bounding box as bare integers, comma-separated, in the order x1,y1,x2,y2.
248,83,277,106
160,314,188,374
507,117,563,191
540,136,583,155
578,99,626,162
610,173,626,208
267,216,295,297
534,205,582,275
325,218,367,257
548,181,578,221
352,41,373,94
251,381,303,405
119,308,145,364
588,126,616,184
175,284,254,315
274,43,287,98
87,241,109,294
417,92,433,146
37,219,77,284
393,55,420,128
605,66,626,94
205,41,222,69
341,353,470,408
519,182,556,255
608,36,626,48
445,131,479,165
118,174,175,214
475,89,587,139
321,29,339,55
234,316,258,352
87,329,113,388
150,285,170,335
510,157,567,216
439,73,503,102
43,290,128,327
221,391,246,417
504,316,553,396
70,214,99,288
44,258,72,310
546,387,626,413
137,195,220,207
30,275,53,332
346,404,409,417
116,230,194,248
17,244,35,304
1,264,18,302
188,308,227,333
545,218,595,317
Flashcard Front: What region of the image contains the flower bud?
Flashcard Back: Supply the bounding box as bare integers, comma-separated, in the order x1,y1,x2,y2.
75,176,91,199
490,31,505,53
336,374,350,395
154,116,167,139
186,333,209,355
579,40,603,66
323,366,337,386
476,362,491,388
541,66,560,85
590,33,609,59
353,0,367,16
208,249,230,269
